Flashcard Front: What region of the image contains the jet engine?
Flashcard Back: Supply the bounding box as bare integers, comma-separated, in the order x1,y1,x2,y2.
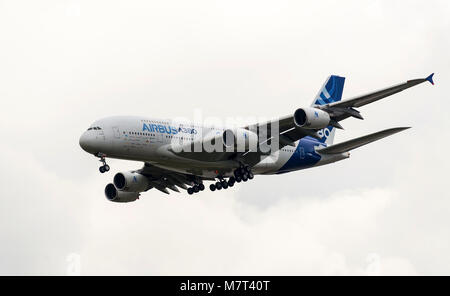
293,107,331,129
104,183,139,203
113,171,150,192
222,128,258,152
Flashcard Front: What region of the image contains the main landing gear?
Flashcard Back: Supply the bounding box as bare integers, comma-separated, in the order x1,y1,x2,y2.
209,177,234,191
97,153,110,173
209,165,254,191
233,165,254,183
187,183,205,195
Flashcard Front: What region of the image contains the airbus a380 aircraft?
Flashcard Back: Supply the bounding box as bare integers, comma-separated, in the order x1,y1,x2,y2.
79,73,435,202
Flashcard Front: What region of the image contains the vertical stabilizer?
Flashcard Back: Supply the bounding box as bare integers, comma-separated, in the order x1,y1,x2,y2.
310,75,345,146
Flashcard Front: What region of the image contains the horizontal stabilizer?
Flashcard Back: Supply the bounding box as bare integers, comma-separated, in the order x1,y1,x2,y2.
317,127,410,154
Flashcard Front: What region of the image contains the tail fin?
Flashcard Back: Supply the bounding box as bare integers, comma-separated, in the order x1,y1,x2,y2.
311,75,345,146
311,75,345,106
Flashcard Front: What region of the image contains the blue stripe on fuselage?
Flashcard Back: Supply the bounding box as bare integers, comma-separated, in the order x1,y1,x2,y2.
276,138,325,174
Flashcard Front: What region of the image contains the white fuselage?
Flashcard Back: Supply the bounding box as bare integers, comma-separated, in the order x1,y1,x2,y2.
79,116,348,178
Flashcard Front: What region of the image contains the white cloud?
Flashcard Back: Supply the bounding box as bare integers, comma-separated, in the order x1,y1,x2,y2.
75,186,421,275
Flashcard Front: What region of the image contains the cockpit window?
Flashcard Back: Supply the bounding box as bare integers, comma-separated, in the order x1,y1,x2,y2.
87,127,102,131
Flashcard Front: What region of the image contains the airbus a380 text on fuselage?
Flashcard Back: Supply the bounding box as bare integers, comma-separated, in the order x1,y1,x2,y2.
79,74,435,202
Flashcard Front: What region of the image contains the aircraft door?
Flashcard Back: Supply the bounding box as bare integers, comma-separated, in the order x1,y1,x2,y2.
112,126,120,139
156,132,163,143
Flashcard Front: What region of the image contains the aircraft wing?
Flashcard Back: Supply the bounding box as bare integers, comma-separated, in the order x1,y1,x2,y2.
171,74,433,166
169,117,318,167
316,127,410,154
244,73,434,161
137,162,213,194
318,73,434,122
168,115,320,165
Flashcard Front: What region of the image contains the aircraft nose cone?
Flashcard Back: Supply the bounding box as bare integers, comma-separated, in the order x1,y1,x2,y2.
79,132,96,153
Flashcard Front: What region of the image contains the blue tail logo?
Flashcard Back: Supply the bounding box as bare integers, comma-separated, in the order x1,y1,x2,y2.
310,75,345,145
312,75,345,106
317,127,333,143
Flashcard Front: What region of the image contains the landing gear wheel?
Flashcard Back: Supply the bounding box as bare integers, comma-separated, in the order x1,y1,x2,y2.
242,174,248,182
248,172,254,179
222,181,228,189
228,180,234,187
216,182,222,190
97,153,109,173
187,188,194,195
244,166,251,173
209,184,216,191
193,185,199,193
198,183,205,191
235,176,242,183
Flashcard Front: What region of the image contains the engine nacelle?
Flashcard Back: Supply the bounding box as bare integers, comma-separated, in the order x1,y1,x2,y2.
222,128,258,152
104,183,139,203
113,171,150,192
293,107,331,129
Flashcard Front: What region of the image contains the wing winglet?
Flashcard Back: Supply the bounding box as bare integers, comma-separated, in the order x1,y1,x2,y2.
426,73,435,85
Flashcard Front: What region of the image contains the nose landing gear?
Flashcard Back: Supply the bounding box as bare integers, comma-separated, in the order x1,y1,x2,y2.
97,153,110,173
99,165,110,173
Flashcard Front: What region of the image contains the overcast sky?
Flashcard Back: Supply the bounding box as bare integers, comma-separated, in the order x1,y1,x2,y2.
0,0,449,275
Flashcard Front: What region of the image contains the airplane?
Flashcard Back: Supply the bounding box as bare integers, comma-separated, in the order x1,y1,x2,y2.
79,73,435,202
